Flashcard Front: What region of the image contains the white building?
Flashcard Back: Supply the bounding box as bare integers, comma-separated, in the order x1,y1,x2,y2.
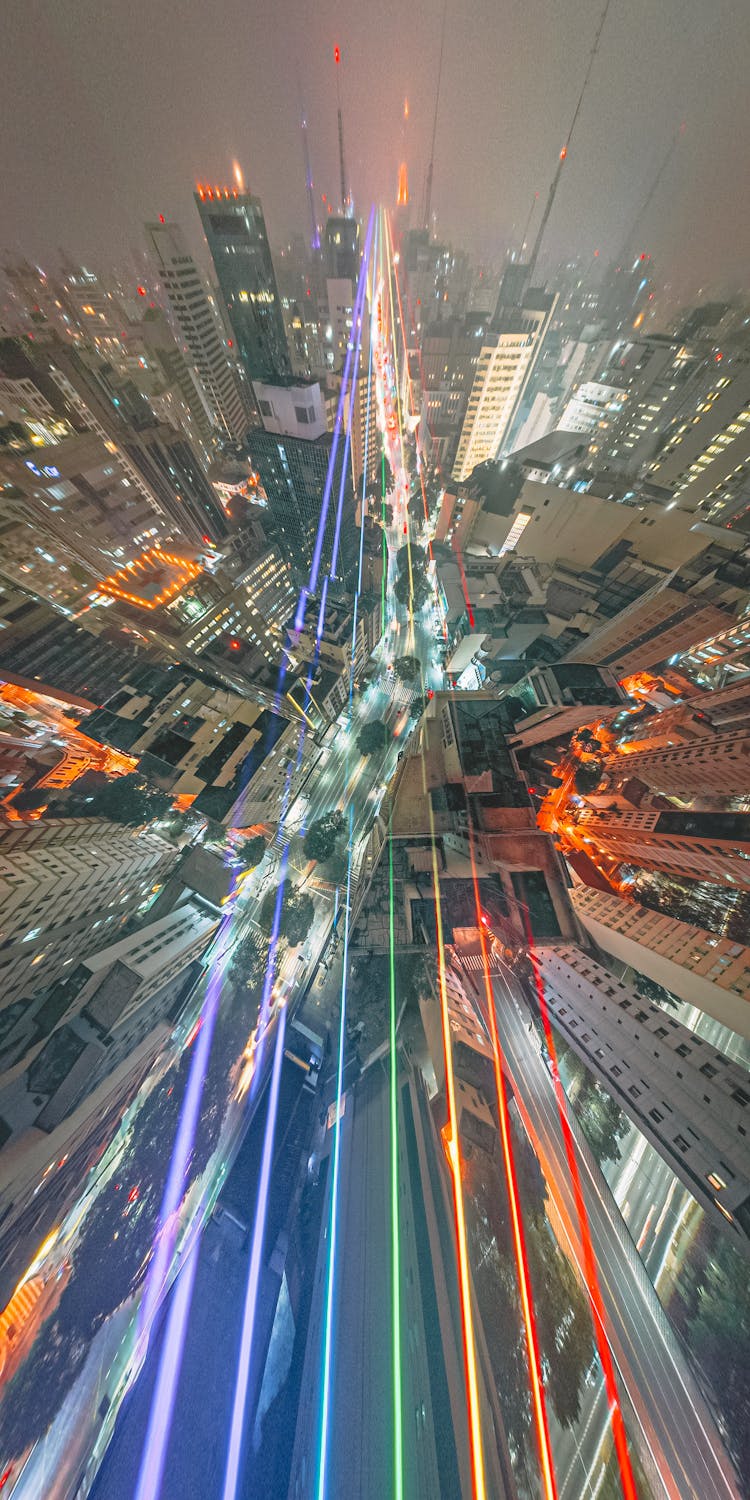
534,943,750,1247
252,378,327,439
556,380,626,436
452,291,555,482
145,220,254,445
0,818,178,1020
570,886,750,1041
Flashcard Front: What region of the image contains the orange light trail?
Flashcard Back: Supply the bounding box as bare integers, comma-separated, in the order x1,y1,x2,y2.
466,840,559,1500
524,936,640,1500
430,826,488,1500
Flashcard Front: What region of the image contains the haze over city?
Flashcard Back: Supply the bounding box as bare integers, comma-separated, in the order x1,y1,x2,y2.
5,0,750,294
1,3,749,1500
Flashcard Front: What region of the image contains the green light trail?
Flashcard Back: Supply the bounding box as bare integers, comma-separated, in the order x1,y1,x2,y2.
388,822,404,1500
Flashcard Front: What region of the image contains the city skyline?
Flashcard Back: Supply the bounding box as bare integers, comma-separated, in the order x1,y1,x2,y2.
4,0,750,298
1,9,750,1500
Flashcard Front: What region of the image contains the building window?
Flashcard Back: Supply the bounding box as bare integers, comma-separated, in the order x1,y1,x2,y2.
675,1043,691,1057
649,1108,664,1124
628,1085,641,1099
700,1062,718,1078
674,1134,690,1152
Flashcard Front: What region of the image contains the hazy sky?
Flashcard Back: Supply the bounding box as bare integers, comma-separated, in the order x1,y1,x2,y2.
4,0,749,297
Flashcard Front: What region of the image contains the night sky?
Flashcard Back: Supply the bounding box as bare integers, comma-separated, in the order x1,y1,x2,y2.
5,0,749,297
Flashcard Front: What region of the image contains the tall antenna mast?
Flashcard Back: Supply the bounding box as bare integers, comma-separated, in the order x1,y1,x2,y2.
526,0,612,285
301,110,320,251
334,45,348,215
423,0,448,233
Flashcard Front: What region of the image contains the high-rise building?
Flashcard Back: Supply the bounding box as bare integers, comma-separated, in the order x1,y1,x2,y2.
83,663,312,825
570,885,750,1040
18,335,231,550
0,584,150,706
453,280,556,481
0,818,178,1027
531,944,750,1247
323,216,360,282
0,337,172,608
563,578,735,677
194,185,291,385
145,220,254,445
248,424,358,582
597,724,750,804
646,358,750,520
575,806,750,889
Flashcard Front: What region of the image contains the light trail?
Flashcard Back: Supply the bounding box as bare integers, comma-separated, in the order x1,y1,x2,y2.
429,824,487,1500
315,804,355,1500
221,1005,288,1500
387,825,404,1500
297,208,375,629
133,1235,201,1500
314,220,378,1498
330,292,366,578
136,902,234,1344
131,254,375,1489
381,209,486,1499
524,941,639,1500
464,842,559,1499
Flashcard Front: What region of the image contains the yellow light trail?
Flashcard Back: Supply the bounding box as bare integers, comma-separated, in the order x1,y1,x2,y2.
381,209,486,1497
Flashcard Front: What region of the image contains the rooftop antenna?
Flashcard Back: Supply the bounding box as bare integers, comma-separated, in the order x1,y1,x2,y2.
525,0,612,285
301,109,320,251
334,45,349,216
423,0,448,233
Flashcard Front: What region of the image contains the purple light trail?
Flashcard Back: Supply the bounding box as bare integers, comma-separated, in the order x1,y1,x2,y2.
295,207,375,631
221,1004,288,1500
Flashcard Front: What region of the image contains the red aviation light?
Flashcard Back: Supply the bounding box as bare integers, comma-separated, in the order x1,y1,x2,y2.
559,145,568,160
334,44,340,64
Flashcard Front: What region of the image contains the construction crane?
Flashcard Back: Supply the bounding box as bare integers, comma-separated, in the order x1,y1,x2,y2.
525,0,612,285
622,120,686,262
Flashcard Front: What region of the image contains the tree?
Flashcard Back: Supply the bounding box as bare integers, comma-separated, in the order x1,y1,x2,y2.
396,543,427,574
394,568,430,609
356,719,390,757
408,486,425,523
303,810,344,863
573,760,603,795
577,1079,631,1165
381,500,394,527
259,883,315,946
393,655,421,683
52,772,173,826
526,1219,595,1429
237,834,266,868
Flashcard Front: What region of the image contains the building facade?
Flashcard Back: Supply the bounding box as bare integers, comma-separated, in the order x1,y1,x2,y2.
194,185,291,384
533,943,750,1248
145,219,254,445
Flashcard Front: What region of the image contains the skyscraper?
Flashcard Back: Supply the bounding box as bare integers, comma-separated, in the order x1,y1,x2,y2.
194,185,291,385
248,424,358,583
145,220,255,445
452,277,556,481
530,944,750,1247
